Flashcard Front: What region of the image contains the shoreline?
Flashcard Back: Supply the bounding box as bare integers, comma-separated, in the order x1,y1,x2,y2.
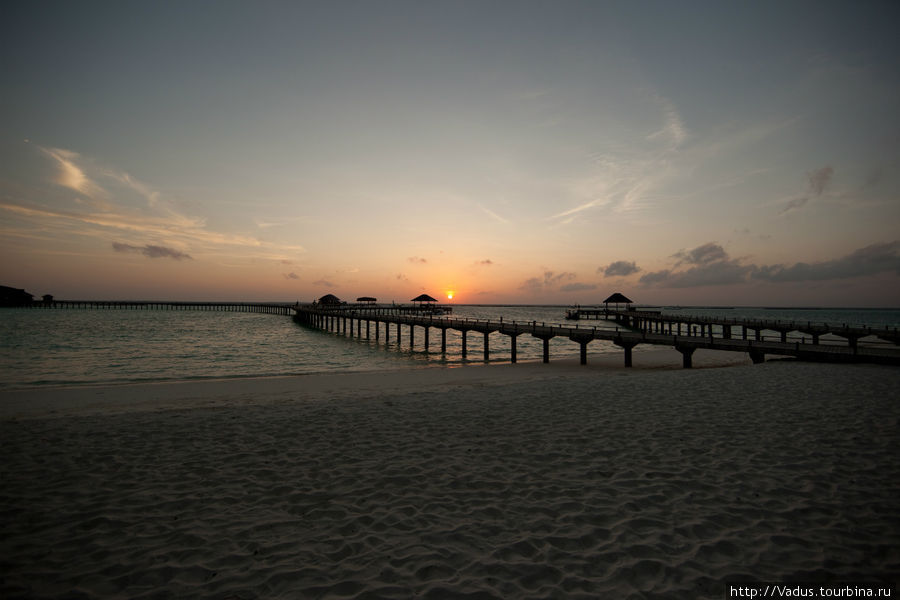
0,346,752,420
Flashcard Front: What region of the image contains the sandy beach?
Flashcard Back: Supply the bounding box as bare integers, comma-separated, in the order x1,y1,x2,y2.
2,350,898,599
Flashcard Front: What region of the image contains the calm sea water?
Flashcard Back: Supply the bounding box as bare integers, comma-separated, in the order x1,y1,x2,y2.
1,305,898,390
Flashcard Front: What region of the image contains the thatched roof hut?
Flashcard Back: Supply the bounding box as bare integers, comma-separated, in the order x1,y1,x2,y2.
603,292,633,310
318,293,341,305
411,293,438,306
356,296,377,305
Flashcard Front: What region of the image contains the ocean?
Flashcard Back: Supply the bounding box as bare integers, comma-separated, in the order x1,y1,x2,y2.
1,305,898,390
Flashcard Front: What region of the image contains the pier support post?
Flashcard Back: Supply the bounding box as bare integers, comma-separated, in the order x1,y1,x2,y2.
375,321,380,341
570,334,593,365
543,338,550,363
749,350,765,364
614,338,637,368
483,332,490,361
441,328,447,353
410,324,414,348
461,330,468,358
424,327,429,352
510,335,517,363
676,345,696,369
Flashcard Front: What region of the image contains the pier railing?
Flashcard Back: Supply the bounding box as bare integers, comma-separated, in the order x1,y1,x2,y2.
20,300,294,315
294,304,900,368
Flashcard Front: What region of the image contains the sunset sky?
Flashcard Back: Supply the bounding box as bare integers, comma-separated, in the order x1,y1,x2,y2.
2,1,899,306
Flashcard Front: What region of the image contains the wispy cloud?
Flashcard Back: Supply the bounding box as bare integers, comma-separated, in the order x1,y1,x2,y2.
6,145,307,263
647,94,687,149
476,204,510,225
551,95,688,224
283,272,299,280
408,256,427,264
807,166,834,196
37,145,106,200
779,165,835,215
112,242,192,260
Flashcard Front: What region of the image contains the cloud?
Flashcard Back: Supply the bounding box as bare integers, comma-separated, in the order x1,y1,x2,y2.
647,94,687,149
807,166,833,196
642,260,753,288
778,166,834,215
601,260,641,277
550,94,688,225
112,242,192,260
560,282,598,292
283,272,299,280
38,146,106,199
20,145,307,262
672,242,729,266
396,273,409,283
545,271,576,286
779,196,808,215
752,241,900,282
477,259,494,266
519,277,543,292
519,271,578,292
640,241,900,288
408,256,427,264
312,278,335,287
641,242,753,287
477,204,510,225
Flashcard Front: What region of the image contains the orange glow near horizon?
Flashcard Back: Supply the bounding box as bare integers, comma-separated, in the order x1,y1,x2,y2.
446,291,454,300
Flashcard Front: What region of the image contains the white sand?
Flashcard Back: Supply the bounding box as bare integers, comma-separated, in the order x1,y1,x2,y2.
2,354,898,599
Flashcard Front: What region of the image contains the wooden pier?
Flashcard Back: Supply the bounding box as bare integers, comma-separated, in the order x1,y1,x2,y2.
23,300,294,315
295,304,900,368
567,307,900,348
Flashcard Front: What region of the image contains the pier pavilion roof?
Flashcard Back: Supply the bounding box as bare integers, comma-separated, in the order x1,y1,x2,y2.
603,292,633,306
411,294,438,303
356,296,377,304
318,293,342,305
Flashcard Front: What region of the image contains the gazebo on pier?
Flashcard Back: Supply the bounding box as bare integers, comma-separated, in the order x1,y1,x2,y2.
411,293,438,308
317,293,342,305
603,292,633,311
356,296,377,305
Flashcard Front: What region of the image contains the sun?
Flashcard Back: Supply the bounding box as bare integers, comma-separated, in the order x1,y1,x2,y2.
446,291,454,300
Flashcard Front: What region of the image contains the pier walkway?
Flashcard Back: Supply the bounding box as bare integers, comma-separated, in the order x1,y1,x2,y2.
24,300,294,315
567,307,900,348
295,304,900,368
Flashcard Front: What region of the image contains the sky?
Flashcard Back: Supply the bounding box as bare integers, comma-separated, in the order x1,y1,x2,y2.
2,0,899,306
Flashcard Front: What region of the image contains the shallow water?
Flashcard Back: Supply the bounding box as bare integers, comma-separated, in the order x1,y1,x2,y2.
1,305,897,389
